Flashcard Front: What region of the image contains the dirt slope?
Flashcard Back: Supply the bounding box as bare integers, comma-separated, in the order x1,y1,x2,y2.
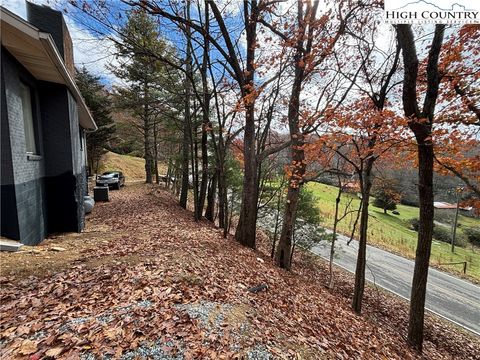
1,184,478,359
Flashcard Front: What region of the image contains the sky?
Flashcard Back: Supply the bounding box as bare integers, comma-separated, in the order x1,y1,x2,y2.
2,0,477,133
3,0,122,85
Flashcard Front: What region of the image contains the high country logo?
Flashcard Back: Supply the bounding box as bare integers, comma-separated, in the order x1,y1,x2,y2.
384,0,480,24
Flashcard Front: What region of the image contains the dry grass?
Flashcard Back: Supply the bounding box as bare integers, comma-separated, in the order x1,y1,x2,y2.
98,151,145,180
0,224,124,280
97,151,168,182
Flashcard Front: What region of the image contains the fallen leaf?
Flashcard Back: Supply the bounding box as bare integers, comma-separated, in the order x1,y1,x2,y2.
18,339,37,355
45,347,64,357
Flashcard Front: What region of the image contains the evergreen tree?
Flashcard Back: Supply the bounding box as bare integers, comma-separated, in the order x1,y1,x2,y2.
76,67,115,174
112,10,178,183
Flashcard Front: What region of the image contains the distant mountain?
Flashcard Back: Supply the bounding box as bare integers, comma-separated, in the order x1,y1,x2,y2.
392,0,475,11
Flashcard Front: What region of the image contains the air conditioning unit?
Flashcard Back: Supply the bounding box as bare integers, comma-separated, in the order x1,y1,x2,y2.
93,186,109,202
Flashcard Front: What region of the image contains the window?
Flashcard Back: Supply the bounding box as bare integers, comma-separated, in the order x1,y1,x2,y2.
19,83,37,154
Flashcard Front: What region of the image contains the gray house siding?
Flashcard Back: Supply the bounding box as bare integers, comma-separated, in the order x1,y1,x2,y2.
1,47,87,245
1,59,20,240
39,82,86,234
68,91,88,231
2,49,47,245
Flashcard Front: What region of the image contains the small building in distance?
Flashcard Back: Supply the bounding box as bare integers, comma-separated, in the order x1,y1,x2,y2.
434,201,474,217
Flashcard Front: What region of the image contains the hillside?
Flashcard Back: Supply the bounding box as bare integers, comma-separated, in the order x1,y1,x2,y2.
1,184,479,359
307,182,480,281
98,151,146,180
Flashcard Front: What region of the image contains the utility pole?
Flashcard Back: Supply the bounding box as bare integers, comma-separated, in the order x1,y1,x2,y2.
451,187,461,253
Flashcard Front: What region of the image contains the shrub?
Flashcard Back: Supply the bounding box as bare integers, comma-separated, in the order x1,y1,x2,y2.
463,227,480,246
401,197,419,207
409,219,467,247
373,194,398,213
432,226,451,243
409,218,420,231
433,209,455,224
433,226,467,247
297,187,321,225
372,178,401,213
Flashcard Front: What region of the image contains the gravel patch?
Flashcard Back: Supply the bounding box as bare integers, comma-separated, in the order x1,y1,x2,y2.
246,344,273,360
119,341,184,360
81,340,185,360
176,301,274,359
175,301,234,336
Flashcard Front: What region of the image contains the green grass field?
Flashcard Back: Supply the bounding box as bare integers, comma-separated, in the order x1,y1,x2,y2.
306,182,480,282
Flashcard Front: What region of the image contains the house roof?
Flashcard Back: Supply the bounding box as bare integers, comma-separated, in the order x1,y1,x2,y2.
434,202,473,211
434,202,457,209
0,6,97,130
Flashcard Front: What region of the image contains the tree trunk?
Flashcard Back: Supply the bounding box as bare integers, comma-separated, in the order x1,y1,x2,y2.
352,166,372,314
329,185,342,289
274,65,306,269
289,224,297,268
166,157,173,188
234,103,258,248
271,188,283,259
407,141,434,349
274,0,318,269
143,79,152,184
396,23,444,352
228,189,235,235
196,3,210,220
275,173,303,270
144,116,153,184
191,118,199,218
234,2,259,249
205,173,217,222
218,166,226,230
153,118,159,184
197,124,209,219
179,6,192,208
179,103,190,208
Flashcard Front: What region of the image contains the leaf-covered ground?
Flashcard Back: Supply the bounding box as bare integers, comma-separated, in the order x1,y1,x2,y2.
1,184,479,359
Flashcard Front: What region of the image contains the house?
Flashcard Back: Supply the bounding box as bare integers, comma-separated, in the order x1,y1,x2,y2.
1,2,97,246
434,201,473,218
433,201,472,211
341,181,360,194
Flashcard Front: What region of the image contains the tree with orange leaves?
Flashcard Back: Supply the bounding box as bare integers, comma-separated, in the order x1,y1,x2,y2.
433,25,480,199
396,23,479,351
307,95,407,312
265,0,377,270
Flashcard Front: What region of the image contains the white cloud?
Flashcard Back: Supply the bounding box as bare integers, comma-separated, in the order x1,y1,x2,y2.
2,0,121,86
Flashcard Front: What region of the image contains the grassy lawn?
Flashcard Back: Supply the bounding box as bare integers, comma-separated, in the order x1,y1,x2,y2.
306,182,480,282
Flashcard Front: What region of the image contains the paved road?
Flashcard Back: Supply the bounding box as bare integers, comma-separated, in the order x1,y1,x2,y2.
310,234,480,335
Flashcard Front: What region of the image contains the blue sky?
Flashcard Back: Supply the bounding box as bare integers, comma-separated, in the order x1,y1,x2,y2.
3,0,248,87
4,0,125,85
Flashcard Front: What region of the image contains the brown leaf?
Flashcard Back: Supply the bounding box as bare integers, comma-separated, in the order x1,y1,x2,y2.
45,347,64,357
18,339,38,355
17,324,30,335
